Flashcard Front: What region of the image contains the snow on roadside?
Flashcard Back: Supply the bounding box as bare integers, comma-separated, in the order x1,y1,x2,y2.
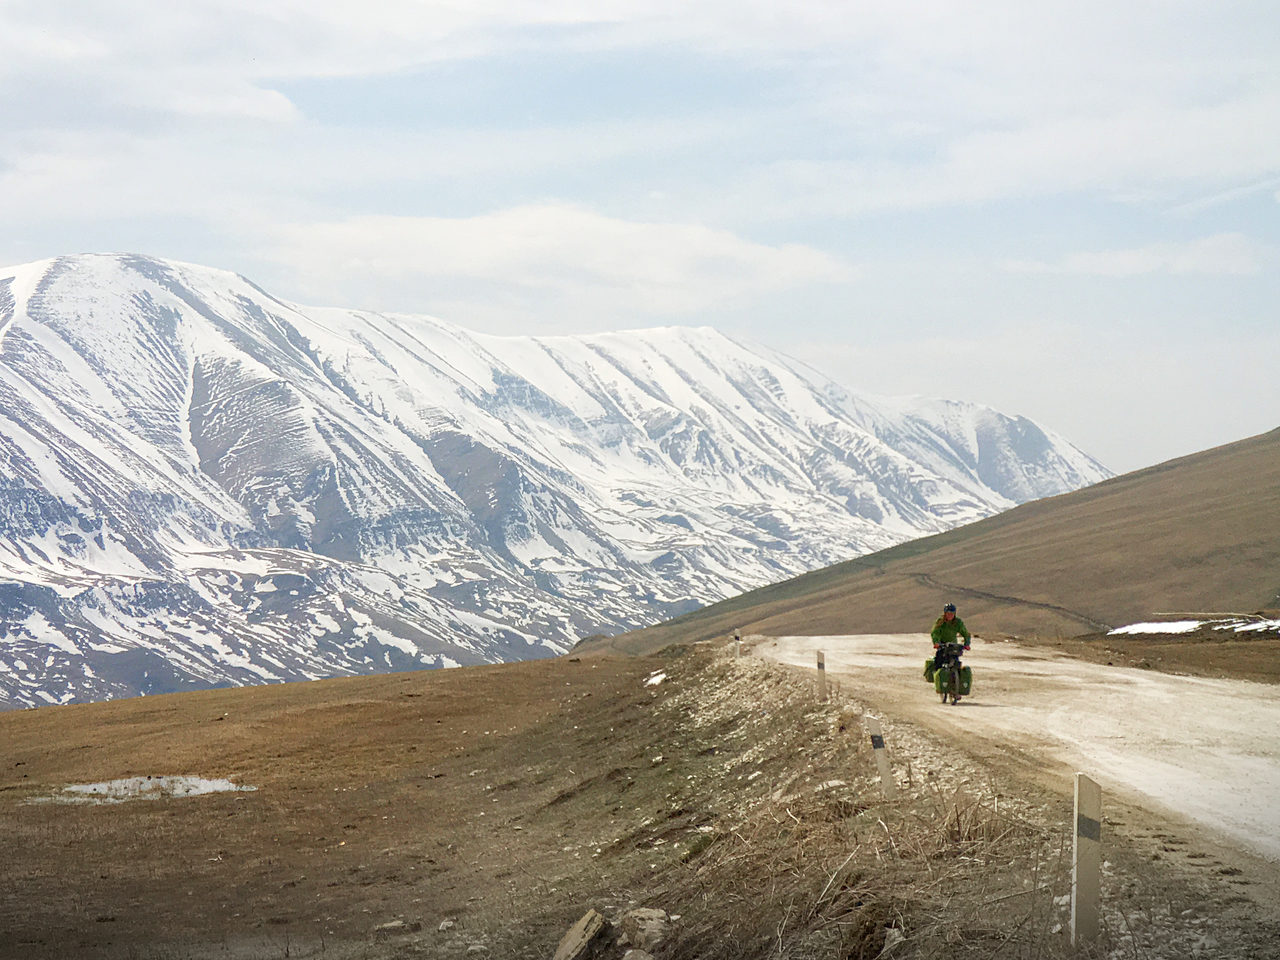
1109,617,1280,636
28,775,256,805
1109,621,1203,635
1231,618,1280,633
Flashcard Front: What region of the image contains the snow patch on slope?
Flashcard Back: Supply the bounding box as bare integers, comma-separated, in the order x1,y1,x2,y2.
0,253,1112,708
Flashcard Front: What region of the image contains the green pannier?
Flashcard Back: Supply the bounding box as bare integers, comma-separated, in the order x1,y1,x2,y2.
931,665,967,696
932,664,974,696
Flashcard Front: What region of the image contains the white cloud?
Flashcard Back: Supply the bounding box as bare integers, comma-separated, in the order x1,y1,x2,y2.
1001,234,1275,278
262,204,854,323
698,84,1280,226
4,0,1278,220
7,2,1277,123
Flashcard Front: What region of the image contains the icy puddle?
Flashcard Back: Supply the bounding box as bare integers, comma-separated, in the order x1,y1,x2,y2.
29,775,256,804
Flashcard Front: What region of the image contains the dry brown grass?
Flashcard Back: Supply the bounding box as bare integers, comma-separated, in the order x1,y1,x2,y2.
639,652,1082,960
2,645,1276,959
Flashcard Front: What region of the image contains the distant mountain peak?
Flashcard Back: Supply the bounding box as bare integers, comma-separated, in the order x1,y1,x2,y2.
0,253,1111,707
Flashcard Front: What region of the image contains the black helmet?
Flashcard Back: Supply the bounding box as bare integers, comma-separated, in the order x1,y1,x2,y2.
943,602,957,613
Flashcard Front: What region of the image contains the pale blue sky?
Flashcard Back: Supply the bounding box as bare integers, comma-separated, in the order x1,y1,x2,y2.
3,1,1278,472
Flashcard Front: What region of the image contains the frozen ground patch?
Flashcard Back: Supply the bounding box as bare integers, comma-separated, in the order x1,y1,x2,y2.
29,775,256,804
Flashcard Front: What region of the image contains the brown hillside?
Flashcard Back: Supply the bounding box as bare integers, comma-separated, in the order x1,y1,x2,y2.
589,427,1280,654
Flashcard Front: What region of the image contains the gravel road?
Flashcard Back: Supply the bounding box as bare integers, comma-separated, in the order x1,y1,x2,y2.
761,634,1280,864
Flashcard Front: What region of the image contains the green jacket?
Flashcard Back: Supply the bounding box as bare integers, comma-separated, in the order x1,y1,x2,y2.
931,615,971,646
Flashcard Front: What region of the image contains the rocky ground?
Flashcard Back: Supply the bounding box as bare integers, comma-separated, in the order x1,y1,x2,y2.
1,641,1277,959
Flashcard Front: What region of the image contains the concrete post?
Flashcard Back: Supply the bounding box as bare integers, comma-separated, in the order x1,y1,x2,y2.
1072,773,1102,946
866,716,897,800
816,650,827,701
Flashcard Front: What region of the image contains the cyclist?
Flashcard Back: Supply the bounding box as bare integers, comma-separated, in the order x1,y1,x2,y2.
931,602,971,701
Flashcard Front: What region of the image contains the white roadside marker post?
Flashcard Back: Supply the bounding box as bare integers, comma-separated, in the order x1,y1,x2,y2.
816,650,827,701
1072,773,1102,946
866,717,897,800
735,629,742,657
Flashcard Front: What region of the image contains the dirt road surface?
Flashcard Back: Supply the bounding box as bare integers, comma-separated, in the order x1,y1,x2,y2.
761,634,1280,865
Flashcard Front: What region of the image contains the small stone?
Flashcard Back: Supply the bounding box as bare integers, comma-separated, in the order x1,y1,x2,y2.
620,908,670,951
439,918,456,932
374,920,413,940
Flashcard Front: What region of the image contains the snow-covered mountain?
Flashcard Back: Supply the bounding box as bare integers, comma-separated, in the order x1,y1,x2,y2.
0,254,1110,707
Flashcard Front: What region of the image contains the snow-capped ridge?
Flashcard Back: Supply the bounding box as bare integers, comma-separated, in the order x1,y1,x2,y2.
0,253,1111,707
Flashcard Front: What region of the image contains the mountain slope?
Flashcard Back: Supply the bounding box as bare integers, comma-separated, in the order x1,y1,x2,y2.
591,427,1280,653
0,254,1109,706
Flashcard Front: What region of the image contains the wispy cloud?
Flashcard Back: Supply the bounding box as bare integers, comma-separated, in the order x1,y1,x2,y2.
1000,234,1275,278
5,1,1279,222
263,204,855,326
1170,176,1280,216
